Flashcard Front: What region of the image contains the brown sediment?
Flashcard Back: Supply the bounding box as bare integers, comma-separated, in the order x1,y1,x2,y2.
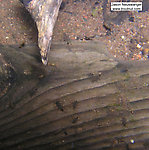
0,0,148,61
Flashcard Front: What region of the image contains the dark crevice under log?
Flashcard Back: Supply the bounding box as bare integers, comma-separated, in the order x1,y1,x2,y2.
0,41,149,150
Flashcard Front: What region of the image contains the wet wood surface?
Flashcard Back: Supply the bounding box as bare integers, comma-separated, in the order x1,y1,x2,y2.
0,41,149,150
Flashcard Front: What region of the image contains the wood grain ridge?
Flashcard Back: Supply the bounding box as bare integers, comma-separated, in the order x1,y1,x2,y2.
0,41,149,150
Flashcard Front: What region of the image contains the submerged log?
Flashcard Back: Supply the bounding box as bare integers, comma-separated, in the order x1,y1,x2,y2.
0,41,149,150
0,44,46,106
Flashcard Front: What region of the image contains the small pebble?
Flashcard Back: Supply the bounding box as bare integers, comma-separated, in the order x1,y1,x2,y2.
130,139,135,144
121,36,125,39
137,44,141,48
94,1,99,5
129,17,134,22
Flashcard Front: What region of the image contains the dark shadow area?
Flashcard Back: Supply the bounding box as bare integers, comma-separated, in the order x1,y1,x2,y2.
15,5,38,44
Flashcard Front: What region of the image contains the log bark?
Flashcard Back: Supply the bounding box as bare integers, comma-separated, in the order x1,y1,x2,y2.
0,41,149,150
